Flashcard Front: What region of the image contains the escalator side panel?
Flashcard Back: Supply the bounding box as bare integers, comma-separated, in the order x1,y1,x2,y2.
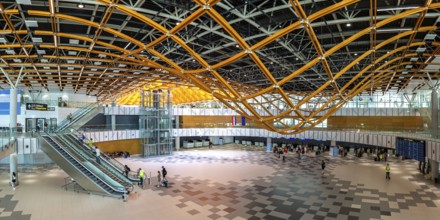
40,137,112,195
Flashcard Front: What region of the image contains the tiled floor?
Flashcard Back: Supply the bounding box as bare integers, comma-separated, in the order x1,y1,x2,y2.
1,144,440,220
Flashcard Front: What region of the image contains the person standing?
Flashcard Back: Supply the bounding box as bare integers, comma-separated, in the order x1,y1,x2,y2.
138,168,145,188
162,166,167,181
157,171,162,187
386,163,391,180
321,160,326,174
88,138,94,150
95,147,101,165
124,165,131,177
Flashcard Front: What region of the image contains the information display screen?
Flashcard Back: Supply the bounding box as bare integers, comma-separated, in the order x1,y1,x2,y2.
396,137,425,162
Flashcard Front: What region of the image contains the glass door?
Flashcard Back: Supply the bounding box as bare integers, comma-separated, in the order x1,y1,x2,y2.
25,118,35,132
36,118,45,132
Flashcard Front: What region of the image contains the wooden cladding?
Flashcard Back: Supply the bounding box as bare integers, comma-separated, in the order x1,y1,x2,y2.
181,115,424,131
94,139,142,154
327,116,423,131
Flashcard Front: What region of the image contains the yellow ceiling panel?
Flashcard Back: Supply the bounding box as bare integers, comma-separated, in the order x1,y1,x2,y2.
116,84,214,105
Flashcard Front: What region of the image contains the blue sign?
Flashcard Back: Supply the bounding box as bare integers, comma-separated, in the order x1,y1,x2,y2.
242,116,246,126
0,89,21,115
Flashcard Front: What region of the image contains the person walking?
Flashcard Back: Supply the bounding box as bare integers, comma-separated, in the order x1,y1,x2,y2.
162,166,167,181
321,160,326,175
385,163,391,180
95,147,101,165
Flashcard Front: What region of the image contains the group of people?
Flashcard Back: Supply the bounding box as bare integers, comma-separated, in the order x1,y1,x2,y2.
272,144,392,181
273,146,289,161
376,151,389,162
135,166,168,188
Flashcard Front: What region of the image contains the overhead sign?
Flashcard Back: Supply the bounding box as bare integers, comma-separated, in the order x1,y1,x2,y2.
26,103,48,111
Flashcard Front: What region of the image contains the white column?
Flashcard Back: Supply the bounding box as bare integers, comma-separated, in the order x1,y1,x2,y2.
266,137,272,152
9,88,18,132
10,153,18,185
111,100,116,131
175,136,180,151
432,89,439,138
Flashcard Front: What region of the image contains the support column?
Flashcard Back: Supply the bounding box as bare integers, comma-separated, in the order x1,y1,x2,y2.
174,116,179,150
10,153,18,186
175,136,180,151
266,137,272,152
111,100,116,131
432,160,439,183
9,88,18,133
432,89,439,138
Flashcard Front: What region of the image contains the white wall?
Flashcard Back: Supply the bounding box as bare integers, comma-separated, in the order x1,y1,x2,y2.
104,106,420,117
1,91,95,127
25,91,97,103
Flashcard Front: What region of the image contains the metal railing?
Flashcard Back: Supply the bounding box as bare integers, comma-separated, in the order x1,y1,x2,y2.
55,103,100,133
61,127,140,182
22,100,95,109
56,134,134,192
79,124,139,132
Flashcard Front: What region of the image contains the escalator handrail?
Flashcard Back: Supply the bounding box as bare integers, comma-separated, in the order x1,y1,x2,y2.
100,153,140,181
57,104,93,128
65,131,140,182
42,135,127,194
49,135,126,193
59,134,134,190
56,103,100,132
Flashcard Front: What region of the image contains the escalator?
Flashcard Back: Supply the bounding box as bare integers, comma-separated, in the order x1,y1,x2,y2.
56,134,137,188
63,133,140,183
41,135,128,198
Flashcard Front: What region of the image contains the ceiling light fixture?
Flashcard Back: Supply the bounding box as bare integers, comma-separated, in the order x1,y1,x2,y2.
346,23,351,27
78,3,84,8
354,53,358,56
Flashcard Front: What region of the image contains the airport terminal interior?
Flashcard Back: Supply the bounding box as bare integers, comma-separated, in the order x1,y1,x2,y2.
0,0,440,219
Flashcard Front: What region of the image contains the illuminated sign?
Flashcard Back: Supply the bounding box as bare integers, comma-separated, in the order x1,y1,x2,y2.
26,103,48,111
